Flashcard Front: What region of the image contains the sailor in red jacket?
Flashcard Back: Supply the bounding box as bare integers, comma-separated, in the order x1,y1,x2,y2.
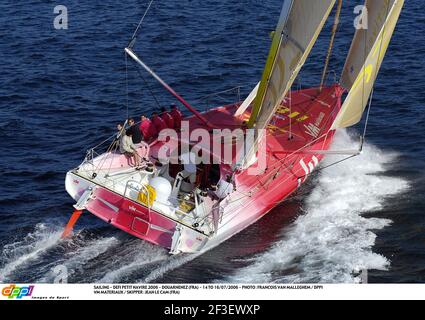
160,107,174,129
139,115,158,141
170,104,183,129
151,112,168,133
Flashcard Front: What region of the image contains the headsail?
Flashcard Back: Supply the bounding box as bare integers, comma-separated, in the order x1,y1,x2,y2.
247,0,336,130
332,0,404,129
234,82,260,117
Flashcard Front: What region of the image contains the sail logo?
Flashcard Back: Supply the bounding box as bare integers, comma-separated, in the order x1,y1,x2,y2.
2,285,34,299
352,64,373,92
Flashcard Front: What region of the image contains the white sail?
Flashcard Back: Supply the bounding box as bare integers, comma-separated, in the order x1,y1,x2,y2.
247,0,336,131
332,0,404,129
234,82,260,117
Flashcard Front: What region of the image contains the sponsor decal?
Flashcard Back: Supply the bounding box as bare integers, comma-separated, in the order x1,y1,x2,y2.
304,123,321,138
315,112,325,127
300,156,319,182
304,112,325,138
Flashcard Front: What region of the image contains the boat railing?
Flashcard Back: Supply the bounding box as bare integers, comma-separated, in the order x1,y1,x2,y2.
200,86,244,111
123,179,138,199
122,180,215,233
80,131,118,169
123,179,152,213
197,74,338,113
292,69,339,91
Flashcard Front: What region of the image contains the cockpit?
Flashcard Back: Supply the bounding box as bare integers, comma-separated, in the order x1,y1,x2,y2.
76,138,235,236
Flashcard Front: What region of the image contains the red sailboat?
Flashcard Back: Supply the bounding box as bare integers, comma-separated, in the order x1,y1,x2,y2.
64,0,404,254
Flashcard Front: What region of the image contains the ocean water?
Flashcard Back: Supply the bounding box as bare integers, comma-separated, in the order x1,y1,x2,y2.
0,0,424,284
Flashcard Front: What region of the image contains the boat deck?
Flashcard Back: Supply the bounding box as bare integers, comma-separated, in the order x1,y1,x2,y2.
70,85,343,237
186,84,343,154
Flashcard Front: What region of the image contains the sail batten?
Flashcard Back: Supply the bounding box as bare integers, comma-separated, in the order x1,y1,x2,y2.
332,0,404,129
247,0,336,131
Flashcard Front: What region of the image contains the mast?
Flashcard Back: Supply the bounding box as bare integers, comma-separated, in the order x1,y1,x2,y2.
241,0,336,168
246,0,336,131
247,0,294,129
125,47,215,129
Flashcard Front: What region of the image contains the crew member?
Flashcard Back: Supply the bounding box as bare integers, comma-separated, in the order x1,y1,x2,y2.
170,104,183,129
139,115,158,141
115,123,125,141
160,107,174,129
128,118,143,144
119,129,141,167
152,112,167,133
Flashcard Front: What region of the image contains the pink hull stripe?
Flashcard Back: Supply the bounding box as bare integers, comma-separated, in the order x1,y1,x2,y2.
87,187,177,249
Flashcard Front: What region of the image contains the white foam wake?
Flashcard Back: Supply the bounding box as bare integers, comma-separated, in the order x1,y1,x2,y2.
0,222,121,283
141,252,203,283
99,242,169,283
228,130,409,283
0,223,62,282
37,236,120,283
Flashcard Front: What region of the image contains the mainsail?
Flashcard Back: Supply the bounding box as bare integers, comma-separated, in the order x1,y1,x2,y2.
247,0,336,130
332,0,404,129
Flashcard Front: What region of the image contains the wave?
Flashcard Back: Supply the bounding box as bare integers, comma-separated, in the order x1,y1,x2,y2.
0,220,190,283
98,241,169,283
141,252,203,283
0,131,410,284
0,223,62,282
36,235,120,283
227,130,409,283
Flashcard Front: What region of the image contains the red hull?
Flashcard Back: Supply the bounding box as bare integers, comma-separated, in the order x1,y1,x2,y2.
66,85,343,253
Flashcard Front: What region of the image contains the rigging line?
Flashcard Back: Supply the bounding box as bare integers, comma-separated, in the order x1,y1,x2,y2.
320,0,343,91
358,2,369,151
220,153,356,232
360,1,391,149
129,0,155,45
125,53,129,120
105,141,121,176
260,93,342,184
135,66,162,111
220,151,360,232
92,140,118,176
361,88,374,150
288,88,293,140
298,153,359,182
88,121,128,176
248,31,286,128
360,9,368,142
91,132,118,151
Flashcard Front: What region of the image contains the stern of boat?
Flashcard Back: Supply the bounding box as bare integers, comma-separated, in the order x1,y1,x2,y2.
65,170,209,253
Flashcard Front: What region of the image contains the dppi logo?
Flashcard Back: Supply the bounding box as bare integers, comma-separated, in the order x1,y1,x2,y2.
2,284,34,299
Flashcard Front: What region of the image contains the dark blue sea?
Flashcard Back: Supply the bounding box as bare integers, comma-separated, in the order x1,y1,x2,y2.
0,0,424,284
